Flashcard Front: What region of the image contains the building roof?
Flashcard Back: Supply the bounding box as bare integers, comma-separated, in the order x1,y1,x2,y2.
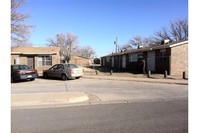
11,52,58,55
101,40,188,58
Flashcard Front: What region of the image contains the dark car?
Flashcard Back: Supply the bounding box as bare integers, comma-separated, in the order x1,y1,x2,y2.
43,64,83,80
11,65,38,83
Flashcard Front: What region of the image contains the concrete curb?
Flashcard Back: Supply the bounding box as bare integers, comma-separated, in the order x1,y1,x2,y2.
12,92,89,107
82,75,188,85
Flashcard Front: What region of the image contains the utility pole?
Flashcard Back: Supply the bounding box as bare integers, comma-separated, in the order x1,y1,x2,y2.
114,37,118,53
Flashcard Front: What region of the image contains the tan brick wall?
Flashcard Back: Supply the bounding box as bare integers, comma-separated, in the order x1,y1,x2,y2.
170,43,188,76
69,56,91,66
11,46,61,76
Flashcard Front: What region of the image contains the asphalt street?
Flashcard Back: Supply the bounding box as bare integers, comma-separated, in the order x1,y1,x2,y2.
12,99,188,133
11,78,188,133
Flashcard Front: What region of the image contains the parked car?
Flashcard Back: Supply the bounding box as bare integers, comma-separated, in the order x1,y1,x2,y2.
43,64,84,80
11,65,38,83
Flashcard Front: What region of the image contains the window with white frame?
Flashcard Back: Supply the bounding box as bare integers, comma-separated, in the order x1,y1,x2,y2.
38,56,52,66
106,57,110,62
129,54,138,62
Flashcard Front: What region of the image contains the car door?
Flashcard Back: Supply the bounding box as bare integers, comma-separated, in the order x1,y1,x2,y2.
47,64,58,77
55,64,65,78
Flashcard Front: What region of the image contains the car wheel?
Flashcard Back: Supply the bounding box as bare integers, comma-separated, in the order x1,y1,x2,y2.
61,74,67,80
30,78,35,81
43,73,48,79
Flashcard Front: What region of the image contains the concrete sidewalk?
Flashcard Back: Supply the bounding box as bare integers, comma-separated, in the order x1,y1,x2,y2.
12,92,89,108
82,75,188,85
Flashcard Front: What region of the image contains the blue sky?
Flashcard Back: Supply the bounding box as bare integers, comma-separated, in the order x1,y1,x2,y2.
21,0,188,57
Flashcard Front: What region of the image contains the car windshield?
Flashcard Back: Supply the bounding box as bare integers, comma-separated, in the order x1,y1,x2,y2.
12,65,30,70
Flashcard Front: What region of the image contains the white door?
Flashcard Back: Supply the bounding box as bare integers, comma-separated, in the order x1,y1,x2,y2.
102,58,105,66
147,51,155,71
122,55,126,68
111,57,114,67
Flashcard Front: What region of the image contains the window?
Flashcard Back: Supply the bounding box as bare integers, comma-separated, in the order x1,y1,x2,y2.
129,54,138,62
38,56,52,66
160,49,167,62
106,57,110,62
137,53,143,59
57,64,64,70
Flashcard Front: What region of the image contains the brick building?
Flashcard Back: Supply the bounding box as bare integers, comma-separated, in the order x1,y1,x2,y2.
101,40,188,76
11,46,61,75
69,56,92,67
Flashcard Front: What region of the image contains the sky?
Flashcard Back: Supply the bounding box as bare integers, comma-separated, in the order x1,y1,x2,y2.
21,0,188,57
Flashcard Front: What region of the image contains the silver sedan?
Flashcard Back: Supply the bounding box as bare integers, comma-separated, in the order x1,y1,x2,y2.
43,64,83,80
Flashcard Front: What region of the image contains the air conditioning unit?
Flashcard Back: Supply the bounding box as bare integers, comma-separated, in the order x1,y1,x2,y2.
137,45,143,49
161,39,170,45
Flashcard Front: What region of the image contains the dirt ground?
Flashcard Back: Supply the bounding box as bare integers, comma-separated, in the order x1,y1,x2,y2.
82,67,188,80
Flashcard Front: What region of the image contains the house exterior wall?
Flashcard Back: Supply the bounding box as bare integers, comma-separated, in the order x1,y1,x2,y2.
11,47,60,75
170,43,188,76
69,56,91,67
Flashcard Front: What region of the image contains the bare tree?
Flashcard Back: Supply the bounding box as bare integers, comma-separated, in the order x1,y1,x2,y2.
77,46,96,58
128,36,155,48
11,0,33,46
154,19,188,42
120,44,133,51
47,33,79,63
129,36,143,47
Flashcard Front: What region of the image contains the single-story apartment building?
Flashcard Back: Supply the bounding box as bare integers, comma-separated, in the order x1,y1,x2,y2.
101,40,188,76
69,56,92,67
11,46,61,75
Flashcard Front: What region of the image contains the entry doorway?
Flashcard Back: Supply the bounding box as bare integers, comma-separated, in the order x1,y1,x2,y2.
122,55,126,69
147,51,155,71
27,56,35,69
111,56,114,67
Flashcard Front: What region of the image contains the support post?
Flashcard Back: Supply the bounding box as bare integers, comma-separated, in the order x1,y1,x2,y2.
110,70,113,75
164,71,167,78
147,70,151,78
183,71,186,79
96,70,98,75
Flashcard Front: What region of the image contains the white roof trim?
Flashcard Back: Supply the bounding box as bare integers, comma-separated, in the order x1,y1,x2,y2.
169,40,188,48
11,52,23,54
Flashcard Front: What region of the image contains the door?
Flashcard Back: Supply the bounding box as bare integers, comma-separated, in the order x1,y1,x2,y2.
47,64,59,77
122,55,126,69
111,56,114,67
147,51,155,71
56,64,65,78
27,56,35,69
